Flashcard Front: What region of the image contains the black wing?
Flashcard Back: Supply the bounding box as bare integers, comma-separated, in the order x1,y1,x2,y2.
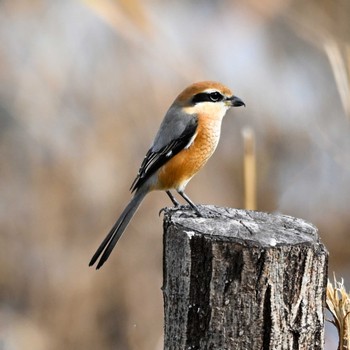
130,117,198,192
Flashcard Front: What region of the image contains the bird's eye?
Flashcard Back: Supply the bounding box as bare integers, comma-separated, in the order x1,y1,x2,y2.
192,91,223,104
209,92,223,102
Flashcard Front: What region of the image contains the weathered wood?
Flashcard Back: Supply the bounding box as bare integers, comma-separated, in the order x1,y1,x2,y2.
162,205,328,350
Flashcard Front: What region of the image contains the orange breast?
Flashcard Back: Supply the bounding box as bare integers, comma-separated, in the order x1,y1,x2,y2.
155,116,222,191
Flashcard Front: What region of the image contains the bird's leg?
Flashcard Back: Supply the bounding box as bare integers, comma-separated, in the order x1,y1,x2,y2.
166,190,180,207
159,191,180,216
177,190,203,217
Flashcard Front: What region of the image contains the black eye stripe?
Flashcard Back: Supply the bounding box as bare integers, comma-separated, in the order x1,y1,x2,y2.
192,91,224,104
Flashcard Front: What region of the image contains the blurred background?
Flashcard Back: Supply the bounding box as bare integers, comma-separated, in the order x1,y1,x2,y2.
0,0,349,349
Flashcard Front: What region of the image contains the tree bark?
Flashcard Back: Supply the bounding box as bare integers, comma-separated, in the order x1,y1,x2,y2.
162,205,328,350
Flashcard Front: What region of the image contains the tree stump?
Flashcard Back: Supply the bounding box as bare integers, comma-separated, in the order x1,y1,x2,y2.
162,205,328,350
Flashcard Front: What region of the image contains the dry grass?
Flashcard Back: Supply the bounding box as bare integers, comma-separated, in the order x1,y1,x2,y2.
327,275,350,350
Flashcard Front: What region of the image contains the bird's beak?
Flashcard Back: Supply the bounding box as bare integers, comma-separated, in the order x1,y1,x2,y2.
226,95,245,107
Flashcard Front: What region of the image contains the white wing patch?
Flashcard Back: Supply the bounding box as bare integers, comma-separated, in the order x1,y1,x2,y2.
184,132,197,149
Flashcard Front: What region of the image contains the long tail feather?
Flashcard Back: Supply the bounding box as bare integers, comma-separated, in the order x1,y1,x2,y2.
89,188,148,269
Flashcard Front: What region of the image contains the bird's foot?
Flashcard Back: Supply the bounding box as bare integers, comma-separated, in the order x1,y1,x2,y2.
192,205,204,217
159,207,167,216
159,204,206,218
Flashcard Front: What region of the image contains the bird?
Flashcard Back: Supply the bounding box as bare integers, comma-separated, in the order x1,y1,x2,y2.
89,81,245,269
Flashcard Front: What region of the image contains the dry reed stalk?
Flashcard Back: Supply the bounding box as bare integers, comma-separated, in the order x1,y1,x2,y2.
324,41,350,119
326,275,350,350
242,127,257,210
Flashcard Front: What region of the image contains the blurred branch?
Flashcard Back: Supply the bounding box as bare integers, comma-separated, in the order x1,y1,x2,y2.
80,0,153,43
324,41,350,119
79,0,202,80
285,1,350,120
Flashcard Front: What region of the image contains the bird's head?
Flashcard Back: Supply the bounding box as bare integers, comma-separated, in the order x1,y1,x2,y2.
173,81,245,118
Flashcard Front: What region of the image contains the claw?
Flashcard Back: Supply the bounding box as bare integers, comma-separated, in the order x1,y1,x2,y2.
193,207,203,217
